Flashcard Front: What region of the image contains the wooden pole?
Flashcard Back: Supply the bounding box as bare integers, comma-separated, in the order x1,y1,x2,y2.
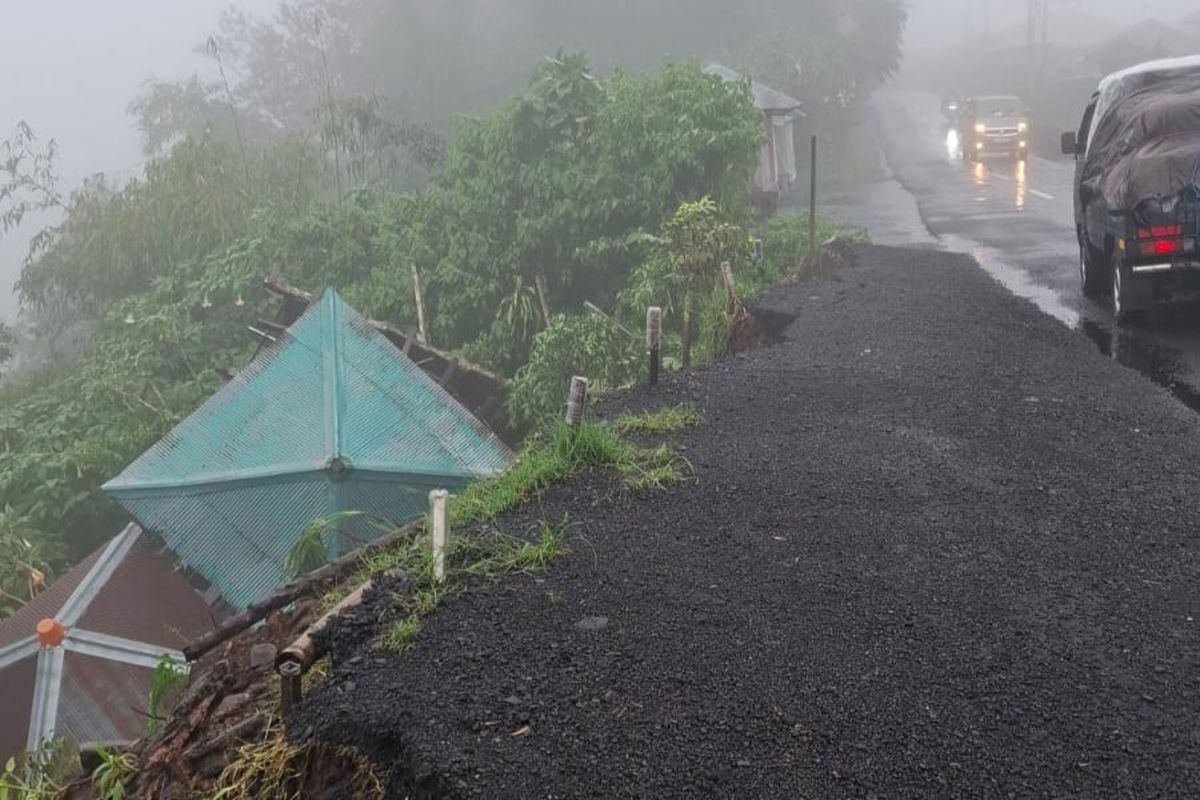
182,519,421,662
721,261,740,314
646,307,662,387
565,376,589,428
411,263,428,344
279,663,302,716
809,135,818,269
429,489,448,584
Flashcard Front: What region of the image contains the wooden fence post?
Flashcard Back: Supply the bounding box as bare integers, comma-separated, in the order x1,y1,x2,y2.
646,307,662,387
809,135,818,268
565,376,589,428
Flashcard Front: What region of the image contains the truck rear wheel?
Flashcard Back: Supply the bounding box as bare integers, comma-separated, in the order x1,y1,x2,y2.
1111,255,1142,326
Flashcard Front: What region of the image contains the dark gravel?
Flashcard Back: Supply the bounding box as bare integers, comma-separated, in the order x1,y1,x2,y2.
296,244,1200,799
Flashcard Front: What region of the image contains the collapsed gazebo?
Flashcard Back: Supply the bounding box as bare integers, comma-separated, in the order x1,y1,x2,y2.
103,290,513,610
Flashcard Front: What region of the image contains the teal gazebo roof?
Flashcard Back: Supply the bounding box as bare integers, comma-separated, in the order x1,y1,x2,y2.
103,290,511,608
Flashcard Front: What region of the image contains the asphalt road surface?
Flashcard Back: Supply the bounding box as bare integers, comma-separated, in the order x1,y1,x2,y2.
301,244,1200,799
826,89,1200,415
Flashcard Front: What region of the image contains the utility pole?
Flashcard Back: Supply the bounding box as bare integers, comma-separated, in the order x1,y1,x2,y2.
1027,0,1037,99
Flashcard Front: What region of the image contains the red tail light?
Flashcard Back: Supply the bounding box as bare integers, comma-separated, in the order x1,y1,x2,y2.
1139,238,1182,257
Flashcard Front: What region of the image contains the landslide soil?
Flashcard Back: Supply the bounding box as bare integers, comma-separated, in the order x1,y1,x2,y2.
295,244,1200,799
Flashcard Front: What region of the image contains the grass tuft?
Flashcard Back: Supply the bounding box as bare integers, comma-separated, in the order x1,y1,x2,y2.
467,518,568,577
382,614,423,653
335,420,692,653
209,720,383,800
614,404,701,435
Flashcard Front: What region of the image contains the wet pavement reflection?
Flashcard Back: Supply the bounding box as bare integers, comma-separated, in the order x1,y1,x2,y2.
846,89,1200,413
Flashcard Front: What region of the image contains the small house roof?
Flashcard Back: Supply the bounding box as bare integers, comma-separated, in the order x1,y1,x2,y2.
703,64,803,114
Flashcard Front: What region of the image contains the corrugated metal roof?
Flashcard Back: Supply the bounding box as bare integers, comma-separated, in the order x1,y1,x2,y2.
56,651,152,745
104,290,512,609
0,658,37,760
0,525,215,760
77,547,216,648
0,545,106,651
703,64,804,113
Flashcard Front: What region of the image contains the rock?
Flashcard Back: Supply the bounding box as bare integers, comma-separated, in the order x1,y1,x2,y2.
249,643,277,669
575,616,609,632
212,692,251,721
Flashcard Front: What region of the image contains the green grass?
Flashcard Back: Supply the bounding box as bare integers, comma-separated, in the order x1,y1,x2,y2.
381,614,423,653
466,519,567,577
614,404,701,435
318,420,692,654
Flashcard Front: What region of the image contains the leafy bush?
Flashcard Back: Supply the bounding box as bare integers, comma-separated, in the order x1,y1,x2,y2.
507,313,641,429
0,55,761,609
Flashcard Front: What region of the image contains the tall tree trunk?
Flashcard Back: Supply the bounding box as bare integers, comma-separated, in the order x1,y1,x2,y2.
681,278,694,368
534,268,553,327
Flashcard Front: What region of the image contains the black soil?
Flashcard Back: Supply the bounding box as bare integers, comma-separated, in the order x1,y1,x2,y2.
295,244,1200,799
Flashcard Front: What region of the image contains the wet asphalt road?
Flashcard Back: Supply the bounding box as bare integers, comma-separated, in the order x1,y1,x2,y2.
825,90,1200,414
302,244,1200,799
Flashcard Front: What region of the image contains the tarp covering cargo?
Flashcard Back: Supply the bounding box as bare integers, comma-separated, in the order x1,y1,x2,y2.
1083,60,1200,211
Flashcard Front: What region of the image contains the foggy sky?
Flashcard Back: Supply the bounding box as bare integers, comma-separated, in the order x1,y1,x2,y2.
2,0,1198,324
905,0,1198,49
0,0,274,323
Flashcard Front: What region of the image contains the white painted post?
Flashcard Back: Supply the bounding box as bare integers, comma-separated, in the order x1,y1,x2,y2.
429,489,448,583
565,376,589,428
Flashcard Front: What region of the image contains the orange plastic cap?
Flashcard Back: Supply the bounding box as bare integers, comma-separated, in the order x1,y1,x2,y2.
36,618,66,647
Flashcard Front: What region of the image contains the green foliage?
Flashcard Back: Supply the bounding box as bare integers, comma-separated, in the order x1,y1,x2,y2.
466,518,567,576
615,404,701,435
0,55,761,617
0,322,15,371
732,1,908,164
147,656,188,734
389,56,760,373
662,197,750,366
761,211,867,279
381,614,423,653
0,122,63,236
90,748,135,800
507,313,641,429
0,740,77,800
0,509,55,618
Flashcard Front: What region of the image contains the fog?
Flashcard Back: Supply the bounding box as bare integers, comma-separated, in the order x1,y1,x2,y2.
906,0,1198,48
0,0,274,323
2,0,1198,325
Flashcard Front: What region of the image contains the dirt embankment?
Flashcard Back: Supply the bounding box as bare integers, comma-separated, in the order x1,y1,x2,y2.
296,244,1200,799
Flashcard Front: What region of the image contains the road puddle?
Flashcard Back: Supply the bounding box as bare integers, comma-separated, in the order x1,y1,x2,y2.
1081,319,1200,414
939,233,1080,327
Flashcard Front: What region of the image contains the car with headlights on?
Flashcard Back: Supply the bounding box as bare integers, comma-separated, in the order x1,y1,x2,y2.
958,95,1029,161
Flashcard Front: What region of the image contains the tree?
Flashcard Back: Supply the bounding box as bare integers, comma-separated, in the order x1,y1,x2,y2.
663,198,748,367
0,53,761,609
0,122,64,236
0,322,14,369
